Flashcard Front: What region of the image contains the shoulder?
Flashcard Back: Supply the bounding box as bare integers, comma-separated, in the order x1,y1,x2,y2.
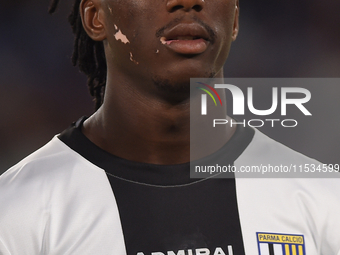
236,128,319,166
0,136,112,251
0,136,120,253
234,128,337,178
234,128,340,194
1,135,104,182
0,136,110,207
0,135,104,208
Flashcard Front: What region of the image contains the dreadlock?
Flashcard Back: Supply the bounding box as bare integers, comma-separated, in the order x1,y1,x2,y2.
48,0,107,110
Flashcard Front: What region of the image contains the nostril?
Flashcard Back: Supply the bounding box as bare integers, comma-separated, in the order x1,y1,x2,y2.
166,0,205,13
192,5,203,12
169,5,184,13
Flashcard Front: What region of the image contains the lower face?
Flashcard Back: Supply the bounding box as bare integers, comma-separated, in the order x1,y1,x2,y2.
103,0,237,99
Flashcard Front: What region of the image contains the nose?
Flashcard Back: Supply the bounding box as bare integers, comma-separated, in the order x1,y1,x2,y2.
166,0,205,13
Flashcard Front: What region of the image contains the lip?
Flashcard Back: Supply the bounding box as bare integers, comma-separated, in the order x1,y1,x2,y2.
160,23,210,55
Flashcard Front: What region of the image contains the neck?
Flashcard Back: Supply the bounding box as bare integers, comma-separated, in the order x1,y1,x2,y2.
82,72,235,165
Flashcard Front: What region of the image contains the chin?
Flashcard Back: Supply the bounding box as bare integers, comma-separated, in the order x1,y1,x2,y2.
152,70,216,104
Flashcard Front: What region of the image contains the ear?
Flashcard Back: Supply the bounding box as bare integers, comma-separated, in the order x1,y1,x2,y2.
231,0,239,41
80,0,107,41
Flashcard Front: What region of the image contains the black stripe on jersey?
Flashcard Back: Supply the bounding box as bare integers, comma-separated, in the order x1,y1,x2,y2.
58,116,255,255
107,174,245,255
268,243,275,255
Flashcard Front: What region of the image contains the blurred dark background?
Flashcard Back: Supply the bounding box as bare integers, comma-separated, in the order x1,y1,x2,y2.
0,0,339,173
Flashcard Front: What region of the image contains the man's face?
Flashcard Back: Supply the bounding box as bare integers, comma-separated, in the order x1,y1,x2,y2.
99,0,239,96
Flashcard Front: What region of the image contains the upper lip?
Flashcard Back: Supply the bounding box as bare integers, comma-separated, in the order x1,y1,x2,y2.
161,22,210,41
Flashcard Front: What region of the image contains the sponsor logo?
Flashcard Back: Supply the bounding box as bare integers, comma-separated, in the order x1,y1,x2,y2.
257,232,305,255
137,246,234,255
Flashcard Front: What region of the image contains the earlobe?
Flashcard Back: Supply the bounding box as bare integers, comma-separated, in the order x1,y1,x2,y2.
80,0,107,41
231,1,239,41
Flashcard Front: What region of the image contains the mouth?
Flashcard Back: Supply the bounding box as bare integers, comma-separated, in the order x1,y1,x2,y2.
160,23,211,55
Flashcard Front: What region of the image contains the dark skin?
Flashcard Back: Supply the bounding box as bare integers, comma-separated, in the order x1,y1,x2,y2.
81,0,239,165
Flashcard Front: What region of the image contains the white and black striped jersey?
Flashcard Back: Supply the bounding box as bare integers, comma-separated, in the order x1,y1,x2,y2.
0,117,339,255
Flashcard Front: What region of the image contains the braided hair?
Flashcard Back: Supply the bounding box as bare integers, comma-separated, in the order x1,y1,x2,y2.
49,0,107,110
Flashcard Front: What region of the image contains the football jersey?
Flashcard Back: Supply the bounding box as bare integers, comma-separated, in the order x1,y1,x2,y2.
0,117,339,255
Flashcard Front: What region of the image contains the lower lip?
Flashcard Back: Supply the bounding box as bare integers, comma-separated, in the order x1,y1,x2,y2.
163,38,208,55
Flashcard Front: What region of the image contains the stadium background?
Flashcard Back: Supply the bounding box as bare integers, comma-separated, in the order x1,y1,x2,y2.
1,0,339,173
